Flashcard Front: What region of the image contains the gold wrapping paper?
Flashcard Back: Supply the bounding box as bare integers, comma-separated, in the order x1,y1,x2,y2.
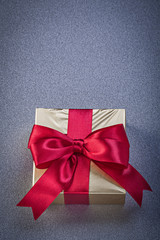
32,108,126,204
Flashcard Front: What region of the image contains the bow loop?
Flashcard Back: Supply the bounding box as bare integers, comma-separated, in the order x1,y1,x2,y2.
28,125,74,169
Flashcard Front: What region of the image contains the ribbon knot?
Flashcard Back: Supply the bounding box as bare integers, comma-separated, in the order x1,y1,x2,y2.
73,139,84,153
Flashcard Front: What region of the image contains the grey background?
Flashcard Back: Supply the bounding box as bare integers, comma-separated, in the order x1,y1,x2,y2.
0,0,160,239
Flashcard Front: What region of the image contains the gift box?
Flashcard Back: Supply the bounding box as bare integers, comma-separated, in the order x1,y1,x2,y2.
33,108,126,204
17,108,151,220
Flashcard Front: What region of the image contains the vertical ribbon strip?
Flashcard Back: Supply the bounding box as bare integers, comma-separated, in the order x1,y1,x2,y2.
64,109,93,204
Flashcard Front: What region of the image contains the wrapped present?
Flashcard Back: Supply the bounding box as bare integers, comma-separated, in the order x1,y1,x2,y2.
17,108,152,220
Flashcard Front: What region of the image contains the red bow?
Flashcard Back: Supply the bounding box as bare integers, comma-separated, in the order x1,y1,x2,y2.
17,124,152,220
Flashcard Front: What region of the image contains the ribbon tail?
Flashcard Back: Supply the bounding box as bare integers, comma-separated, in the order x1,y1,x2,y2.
94,162,152,207
17,190,62,220
124,164,152,206
17,161,65,220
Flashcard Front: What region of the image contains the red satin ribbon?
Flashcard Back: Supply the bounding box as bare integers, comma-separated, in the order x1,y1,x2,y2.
17,112,152,220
